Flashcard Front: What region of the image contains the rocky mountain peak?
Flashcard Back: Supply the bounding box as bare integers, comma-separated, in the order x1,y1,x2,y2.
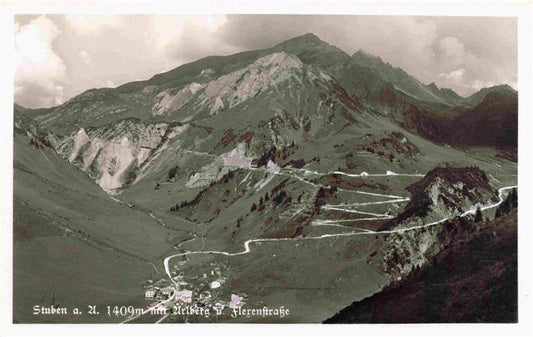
251,51,304,70
465,83,518,107
382,166,498,231
427,82,439,91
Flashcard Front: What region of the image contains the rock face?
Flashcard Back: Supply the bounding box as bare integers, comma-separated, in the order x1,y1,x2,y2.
384,166,497,230
202,52,305,114
375,166,499,279
56,119,187,192
358,131,419,160
185,143,253,189
152,83,204,116
151,51,328,117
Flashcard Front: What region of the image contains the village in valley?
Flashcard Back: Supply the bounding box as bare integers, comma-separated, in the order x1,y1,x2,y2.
142,260,247,321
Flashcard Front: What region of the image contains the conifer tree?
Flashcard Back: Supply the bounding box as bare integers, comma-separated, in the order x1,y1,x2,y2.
474,206,483,223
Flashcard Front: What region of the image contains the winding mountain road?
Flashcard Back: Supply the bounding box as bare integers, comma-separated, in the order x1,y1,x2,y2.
120,165,516,324
162,185,516,289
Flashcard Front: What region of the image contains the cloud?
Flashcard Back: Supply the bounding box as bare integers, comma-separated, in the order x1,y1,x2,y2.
162,15,237,64
65,15,123,36
94,79,116,88
13,15,517,107
215,15,439,75
438,36,477,69
14,15,66,108
215,15,516,97
78,50,93,67
439,68,466,82
470,79,496,91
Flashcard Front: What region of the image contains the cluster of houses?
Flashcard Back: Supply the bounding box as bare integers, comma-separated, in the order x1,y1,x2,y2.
144,285,174,300
175,289,193,303
144,262,248,312
145,286,245,310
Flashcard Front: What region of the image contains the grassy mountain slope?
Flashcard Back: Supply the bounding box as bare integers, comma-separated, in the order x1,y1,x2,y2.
325,210,517,323
12,32,518,323
13,130,195,322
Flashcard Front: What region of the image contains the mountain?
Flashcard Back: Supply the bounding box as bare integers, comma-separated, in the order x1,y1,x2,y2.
25,34,518,150
453,88,518,147
352,49,465,105
401,86,518,149
381,166,498,232
464,84,517,106
13,33,518,323
325,210,517,323
425,82,465,105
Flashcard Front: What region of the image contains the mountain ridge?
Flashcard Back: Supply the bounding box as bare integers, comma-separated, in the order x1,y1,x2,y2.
17,33,515,111
351,49,466,105
15,32,518,193
13,31,518,323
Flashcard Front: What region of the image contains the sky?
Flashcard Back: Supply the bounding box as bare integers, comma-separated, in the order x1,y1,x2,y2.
14,14,517,108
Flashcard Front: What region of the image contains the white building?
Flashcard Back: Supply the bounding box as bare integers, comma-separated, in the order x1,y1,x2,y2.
229,294,243,309
175,289,193,303
145,289,155,299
